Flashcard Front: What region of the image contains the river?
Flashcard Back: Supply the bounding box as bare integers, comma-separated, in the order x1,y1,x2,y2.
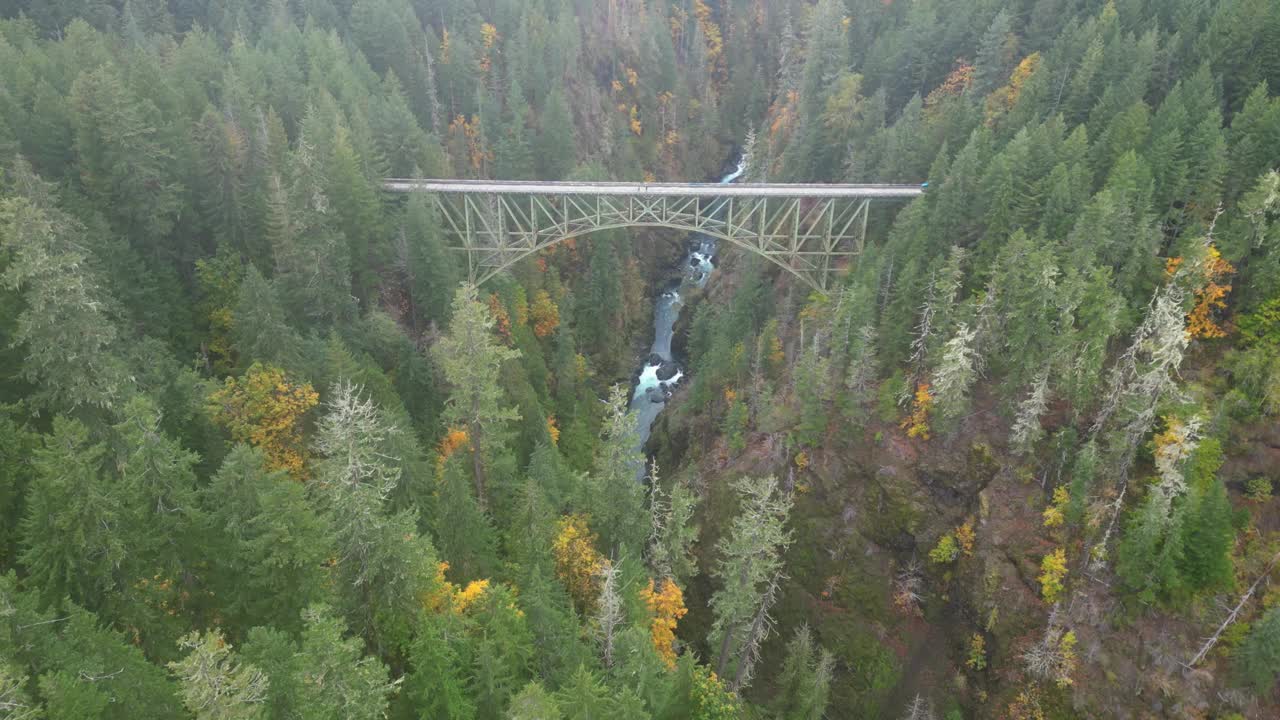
628,156,747,466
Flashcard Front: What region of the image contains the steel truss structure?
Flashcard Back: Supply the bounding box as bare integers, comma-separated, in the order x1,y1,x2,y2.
383,179,924,293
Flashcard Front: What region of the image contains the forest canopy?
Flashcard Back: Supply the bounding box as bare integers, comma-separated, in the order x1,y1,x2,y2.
1,0,1280,718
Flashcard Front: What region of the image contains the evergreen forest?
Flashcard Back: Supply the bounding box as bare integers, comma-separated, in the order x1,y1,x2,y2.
1,0,1280,718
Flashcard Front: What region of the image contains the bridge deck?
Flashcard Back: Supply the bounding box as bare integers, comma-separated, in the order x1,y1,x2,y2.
383,178,925,199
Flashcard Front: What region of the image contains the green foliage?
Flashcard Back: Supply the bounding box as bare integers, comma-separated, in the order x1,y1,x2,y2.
168,631,268,720
201,445,334,636
508,681,563,719
1117,439,1235,605
242,606,395,720
710,476,793,684
404,611,476,720
1239,296,1280,347
586,385,646,555
0,186,128,414
1236,607,1280,694
18,417,123,607
435,284,522,509
0,572,184,718
929,534,960,565
771,625,834,720
722,395,749,453
1245,476,1273,502
1,1,1279,717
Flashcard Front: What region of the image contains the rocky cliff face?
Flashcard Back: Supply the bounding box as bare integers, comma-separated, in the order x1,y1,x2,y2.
648,258,1280,719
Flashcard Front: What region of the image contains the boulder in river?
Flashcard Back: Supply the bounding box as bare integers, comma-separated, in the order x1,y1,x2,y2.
656,361,680,381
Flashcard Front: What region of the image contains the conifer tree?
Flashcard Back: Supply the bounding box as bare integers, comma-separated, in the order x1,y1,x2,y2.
1236,606,1280,694
18,418,123,608
710,476,793,681
772,625,835,720
69,63,181,250
646,467,700,588
466,583,535,718
0,182,129,414
1010,371,1051,455
310,381,438,650
241,606,396,720
930,323,979,426
435,283,522,509
587,385,646,555
168,631,269,720
792,337,832,447
536,87,576,180
0,572,185,718
200,445,334,635
405,611,476,719
436,452,501,582
508,681,563,719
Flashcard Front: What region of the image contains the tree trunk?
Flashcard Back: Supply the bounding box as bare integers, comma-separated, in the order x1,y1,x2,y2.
716,618,738,679
470,420,487,511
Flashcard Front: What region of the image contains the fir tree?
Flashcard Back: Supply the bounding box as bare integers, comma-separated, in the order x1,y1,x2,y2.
710,476,793,681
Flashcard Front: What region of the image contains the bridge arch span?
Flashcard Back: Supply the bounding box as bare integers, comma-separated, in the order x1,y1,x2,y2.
383,179,923,294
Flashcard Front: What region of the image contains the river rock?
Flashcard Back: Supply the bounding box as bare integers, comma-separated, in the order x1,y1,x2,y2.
656,361,680,381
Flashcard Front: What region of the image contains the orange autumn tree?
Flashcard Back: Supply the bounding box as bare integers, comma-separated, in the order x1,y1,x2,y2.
436,426,470,477
530,289,560,338
447,114,490,174
207,362,318,479
925,60,974,114
552,514,607,613
488,293,513,341
1177,243,1235,339
641,577,688,668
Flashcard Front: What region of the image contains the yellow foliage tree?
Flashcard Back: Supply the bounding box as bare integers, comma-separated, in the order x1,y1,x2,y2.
530,289,560,338
902,383,934,439
1042,486,1069,528
966,632,987,670
1038,548,1068,604
630,105,643,136
453,578,491,613
692,0,724,70
794,451,809,471
955,518,976,556
207,363,318,479
985,52,1042,123
1055,630,1078,688
641,577,688,668
479,23,499,74
423,561,492,614
513,289,529,328
552,514,607,613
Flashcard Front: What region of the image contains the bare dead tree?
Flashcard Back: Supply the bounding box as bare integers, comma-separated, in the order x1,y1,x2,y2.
1184,550,1280,668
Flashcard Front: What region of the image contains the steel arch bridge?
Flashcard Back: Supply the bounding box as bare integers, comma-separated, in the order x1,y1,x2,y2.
383,178,924,293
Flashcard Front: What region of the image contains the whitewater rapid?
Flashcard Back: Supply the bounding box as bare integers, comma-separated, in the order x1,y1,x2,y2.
627,156,747,468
